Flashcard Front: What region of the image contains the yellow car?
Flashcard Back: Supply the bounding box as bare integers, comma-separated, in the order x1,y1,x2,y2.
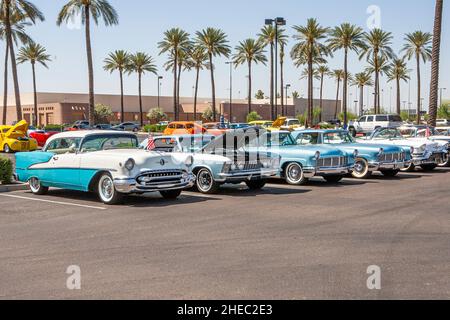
267,117,305,132
0,120,38,153
248,120,273,128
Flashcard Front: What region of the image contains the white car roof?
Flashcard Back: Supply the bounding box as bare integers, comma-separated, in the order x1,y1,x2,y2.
46,130,136,144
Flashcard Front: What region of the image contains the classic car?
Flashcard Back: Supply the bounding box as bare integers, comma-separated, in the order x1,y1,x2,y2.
140,132,280,194
247,131,356,185
248,120,273,129
267,117,304,132
203,122,231,136
29,130,60,147
230,123,251,130
291,129,412,178
398,125,450,167
163,121,206,135
357,127,448,171
0,120,38,153
112,122,141,132
15,131,196,204
348,114,403,136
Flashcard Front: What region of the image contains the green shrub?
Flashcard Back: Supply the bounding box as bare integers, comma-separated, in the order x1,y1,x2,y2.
44,124,65,132
143,124,167,133
246,111,262,123
0,156,13,185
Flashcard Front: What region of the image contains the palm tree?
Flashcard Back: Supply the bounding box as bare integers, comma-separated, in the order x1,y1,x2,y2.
189,46,209,120
258,25,276,119
428,0,444,127
1,0,44,122
0,10,32,125
360,28,394,113
57,0,118,125
402,31,432,124
195,28,231,121
233,38,267,115
332,69,345,119
327,23,366,127
104,50,130,122
158,28,190,120
365,55,390,112
316,65,330,122
352,72,374,116
278,29,288,116
16,42,50,126
128,52,157,127
386,58,410,115
291,18,330,127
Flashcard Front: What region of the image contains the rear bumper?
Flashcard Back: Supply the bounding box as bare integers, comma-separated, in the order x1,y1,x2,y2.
303,165,353,178
114,173,195,194
217,169,278,182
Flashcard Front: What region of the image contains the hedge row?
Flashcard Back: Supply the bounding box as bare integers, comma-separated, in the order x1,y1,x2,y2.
143,124,167,133
0,156,13,185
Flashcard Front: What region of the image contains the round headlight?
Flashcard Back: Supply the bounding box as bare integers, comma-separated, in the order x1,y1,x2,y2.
238,164,245,170
124,158,135,171
184,155,194,167
315,151,321,160
353,149,359,158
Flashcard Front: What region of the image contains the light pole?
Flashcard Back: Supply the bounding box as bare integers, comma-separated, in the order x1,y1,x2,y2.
265,17,286,120
225,61,233,122
439,87,447,107
284,84,291,115
157,76,163,107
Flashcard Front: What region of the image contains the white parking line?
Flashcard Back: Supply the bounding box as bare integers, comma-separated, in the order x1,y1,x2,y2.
0,194,107,210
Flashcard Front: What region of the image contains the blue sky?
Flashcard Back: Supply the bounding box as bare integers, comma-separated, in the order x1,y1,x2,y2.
2,0,448,113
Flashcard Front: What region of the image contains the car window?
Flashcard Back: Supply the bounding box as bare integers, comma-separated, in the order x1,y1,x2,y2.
367,116,374,122
46,138,81,154
358,117,366,123
323,132,354,144
81,135,138,152
389,115,402,122
399,128,416,138
186,123,194,129
295,133,319,145
376,115,388,121
373,129,403,139
175,124,185,129
287,119,300,126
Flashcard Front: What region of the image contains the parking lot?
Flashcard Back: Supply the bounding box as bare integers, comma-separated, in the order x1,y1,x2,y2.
0,168,449,299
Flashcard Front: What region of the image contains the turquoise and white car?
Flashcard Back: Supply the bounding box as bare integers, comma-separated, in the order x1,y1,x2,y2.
246,131,356,185
15,131,196,204
291,129,412,178
140,132,280,194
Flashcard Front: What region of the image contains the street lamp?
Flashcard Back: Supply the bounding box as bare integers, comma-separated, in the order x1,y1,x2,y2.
439,87,447,107
284,84,291,115
157,76,163,107
225,61,233,121
265,17,286,120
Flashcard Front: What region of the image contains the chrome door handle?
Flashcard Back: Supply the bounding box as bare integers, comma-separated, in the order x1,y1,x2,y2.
53,156,59,161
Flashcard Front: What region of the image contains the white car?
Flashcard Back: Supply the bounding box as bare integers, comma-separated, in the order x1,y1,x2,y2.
436,119,449,127
15,131,196,204
357,127,448,171
349,114,403,136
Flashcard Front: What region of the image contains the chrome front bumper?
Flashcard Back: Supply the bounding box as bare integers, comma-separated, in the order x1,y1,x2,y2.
217,168,278,182
369,160,411,171
114,173,196,194
303,165,353,178
412,152,446,166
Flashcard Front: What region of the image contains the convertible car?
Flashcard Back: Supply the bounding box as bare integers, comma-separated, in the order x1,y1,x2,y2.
291,129,412,178
141,131,280,194
15,131,196,204
357,127,448,171
0,120,38,153
247,131,356,185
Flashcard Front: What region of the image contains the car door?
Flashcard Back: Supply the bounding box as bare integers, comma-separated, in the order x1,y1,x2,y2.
45,137,82,189
363,116,374,132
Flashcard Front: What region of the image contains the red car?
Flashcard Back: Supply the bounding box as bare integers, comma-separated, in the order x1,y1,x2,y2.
29,130,59,147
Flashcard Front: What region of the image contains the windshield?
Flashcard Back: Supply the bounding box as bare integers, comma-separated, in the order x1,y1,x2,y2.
247,132,296,148
80,134,138,152
323,131,355,144
372,128,404,140
287,119,300,126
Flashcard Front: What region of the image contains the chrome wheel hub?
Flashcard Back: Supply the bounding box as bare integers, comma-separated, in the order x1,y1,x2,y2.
287,164,303,183
198,170,212,191
30,178,40,192
100,176,114,201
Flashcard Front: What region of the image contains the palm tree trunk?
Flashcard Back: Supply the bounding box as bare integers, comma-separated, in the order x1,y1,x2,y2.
32,63,38,127
84,6,95,125
2,43,9,125
319,73,324,123
120,70,124,122
343,49,348,127
248,61,252,115
5,1,22,122
194,66,200,120
396,77,401,115
209,53,217,122
307,55,313,127
270,43,274,120
138,72,143,127
359,85,364,117
416,54,421,125
280,46,284,117
177,63,181,120
374,53,379,113
428,0,443,127
335,78,341,119
173,51,178,120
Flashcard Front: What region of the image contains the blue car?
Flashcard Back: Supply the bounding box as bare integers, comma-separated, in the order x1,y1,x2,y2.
291,129,412,178
247,131,356,185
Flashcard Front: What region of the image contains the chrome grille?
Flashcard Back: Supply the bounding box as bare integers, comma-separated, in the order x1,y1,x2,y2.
137,170,184,186
379,152,405,162
317,156,347,168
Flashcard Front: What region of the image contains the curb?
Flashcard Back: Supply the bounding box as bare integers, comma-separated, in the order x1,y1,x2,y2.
0,183,29,193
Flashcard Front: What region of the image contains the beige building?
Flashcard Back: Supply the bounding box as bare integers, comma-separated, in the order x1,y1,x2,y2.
0,92,340,125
